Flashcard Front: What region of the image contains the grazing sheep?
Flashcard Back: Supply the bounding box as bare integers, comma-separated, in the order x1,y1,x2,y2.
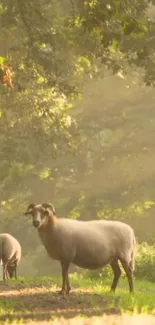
0,233,21,281
24,203,136,294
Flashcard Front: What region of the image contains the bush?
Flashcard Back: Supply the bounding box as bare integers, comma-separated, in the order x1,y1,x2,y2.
80,243,155,283
135,243,155,282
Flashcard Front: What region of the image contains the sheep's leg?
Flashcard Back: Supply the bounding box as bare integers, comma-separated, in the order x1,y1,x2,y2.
110,259,121,291
6,269,9,280
120,259,134,293
15,266,17,279
14,261,17,279
66,274,71,294
3,264,8,283
2,265,5,282
59,262,70,295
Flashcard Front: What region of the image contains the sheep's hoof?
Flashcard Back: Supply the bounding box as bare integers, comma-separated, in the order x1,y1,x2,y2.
57,288,71,295
66,287,71,295
57,289,66,295
3,280,8,285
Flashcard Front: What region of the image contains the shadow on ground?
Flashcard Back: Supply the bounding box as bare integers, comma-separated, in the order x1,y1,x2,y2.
0,281,121,323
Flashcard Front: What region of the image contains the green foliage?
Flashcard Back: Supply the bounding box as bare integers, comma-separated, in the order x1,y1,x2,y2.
68,194,86,219
135,243,155,282
0,56,4,64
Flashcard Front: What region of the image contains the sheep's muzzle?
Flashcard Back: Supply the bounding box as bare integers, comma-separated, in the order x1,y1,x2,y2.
33,220,40,228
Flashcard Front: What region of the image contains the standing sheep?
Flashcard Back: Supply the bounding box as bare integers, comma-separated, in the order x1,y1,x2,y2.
0,233,21,281
24,203,136,294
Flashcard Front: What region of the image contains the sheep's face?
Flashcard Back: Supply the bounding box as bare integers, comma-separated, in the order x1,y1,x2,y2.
24,203,55,229
7,264,15,278
32,206,50,229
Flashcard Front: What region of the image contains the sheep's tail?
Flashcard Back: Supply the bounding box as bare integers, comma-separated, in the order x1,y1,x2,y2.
129,235,136,272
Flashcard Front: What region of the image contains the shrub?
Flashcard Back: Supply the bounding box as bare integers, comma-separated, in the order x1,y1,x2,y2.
135,242,155,282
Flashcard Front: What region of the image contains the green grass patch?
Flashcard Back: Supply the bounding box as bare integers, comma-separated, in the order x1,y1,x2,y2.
0,275,155,324
69,274,155,314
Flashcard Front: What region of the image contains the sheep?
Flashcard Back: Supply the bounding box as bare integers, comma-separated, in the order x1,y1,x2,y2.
0,233,21,281
24,203,136,294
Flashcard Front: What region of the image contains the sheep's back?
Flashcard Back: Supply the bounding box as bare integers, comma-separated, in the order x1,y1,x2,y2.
0,233,21,264
59,218,134,247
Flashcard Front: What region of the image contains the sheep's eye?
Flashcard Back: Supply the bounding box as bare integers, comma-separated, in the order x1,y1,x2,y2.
40,210,46,218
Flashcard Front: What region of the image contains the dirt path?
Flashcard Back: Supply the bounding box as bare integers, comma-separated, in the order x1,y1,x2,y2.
0,282,115,323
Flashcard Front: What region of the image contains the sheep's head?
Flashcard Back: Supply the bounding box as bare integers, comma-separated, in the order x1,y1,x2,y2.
7,264,15,278
24,203,56,229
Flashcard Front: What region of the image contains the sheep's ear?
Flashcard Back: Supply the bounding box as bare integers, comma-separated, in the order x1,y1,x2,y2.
42,203,56,215
24,203,36,216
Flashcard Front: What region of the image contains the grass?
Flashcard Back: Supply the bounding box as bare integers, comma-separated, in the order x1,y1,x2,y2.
69,274,155,313
0,275,155,324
